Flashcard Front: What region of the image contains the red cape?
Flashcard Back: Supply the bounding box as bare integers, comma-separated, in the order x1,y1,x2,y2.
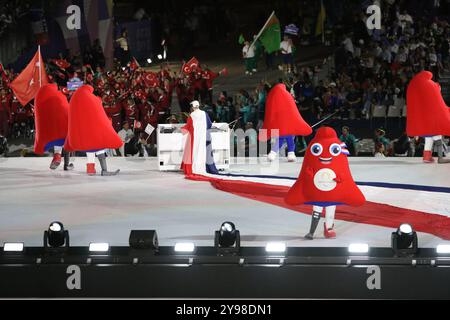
285,127,365,207
34,84,69,154
406,71,450,136
259,84,312,141
64,85,123,152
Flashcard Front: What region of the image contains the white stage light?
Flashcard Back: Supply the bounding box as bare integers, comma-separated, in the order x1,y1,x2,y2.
157,54,163,60
265,242,286,253
436,245,450,254
348,243,369,254
4,243,24,252
89,243,110,252
163,50,167,60
174,243,195,253
147,58,152,64
399,224,413,234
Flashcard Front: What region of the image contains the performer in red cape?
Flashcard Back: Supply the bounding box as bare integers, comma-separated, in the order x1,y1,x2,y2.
34,84,73,171
259,83,312,162
64,85,123,176
285,127,366,239
181,100,218,176
407,71,450,163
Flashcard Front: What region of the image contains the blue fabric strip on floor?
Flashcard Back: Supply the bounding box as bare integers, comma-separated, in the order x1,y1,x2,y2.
218,173,450,194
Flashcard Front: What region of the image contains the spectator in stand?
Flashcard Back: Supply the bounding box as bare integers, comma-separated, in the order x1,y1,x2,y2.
339,126,357,156
118,122,135,157
393,132,414,157
374,142,386,158
242,41,257,75
115,29,130,67
280,35,294,74
374,128,391,155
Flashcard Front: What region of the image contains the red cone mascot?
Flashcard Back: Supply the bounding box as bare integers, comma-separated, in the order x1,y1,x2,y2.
407,71,450,163
64,85,123,176
259,84,312,162
34,84,74,171
285,127,366,239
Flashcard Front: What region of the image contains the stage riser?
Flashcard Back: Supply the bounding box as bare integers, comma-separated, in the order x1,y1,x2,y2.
0,265,449,299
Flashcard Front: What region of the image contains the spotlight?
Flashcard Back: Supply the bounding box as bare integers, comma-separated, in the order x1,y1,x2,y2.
129,230,159,251
265,242,287,254
348,243,369,254
147,58,152,64
391,223,418,255
163,50,167,60
215,222,240,254
89,243,110,253
44,222,69,250
3,243,24,252
157,54,163,60
122,67,126,71
436,244,450,254
174,243,195,253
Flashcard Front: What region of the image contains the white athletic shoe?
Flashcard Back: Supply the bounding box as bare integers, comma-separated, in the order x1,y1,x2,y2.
287,152,297,162
268,151,278,162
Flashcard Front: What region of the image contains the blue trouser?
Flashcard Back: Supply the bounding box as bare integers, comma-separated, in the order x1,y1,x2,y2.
272,136,296,153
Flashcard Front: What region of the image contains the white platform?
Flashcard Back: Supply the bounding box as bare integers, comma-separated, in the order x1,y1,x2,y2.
0,157,449,248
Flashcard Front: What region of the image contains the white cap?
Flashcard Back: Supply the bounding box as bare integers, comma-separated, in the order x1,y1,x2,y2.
190,100,200,109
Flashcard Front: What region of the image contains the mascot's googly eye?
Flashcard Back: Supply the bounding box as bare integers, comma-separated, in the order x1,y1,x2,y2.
329,143,342,156
311,143,323,156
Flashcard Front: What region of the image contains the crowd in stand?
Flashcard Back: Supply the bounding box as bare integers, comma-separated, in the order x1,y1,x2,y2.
1,1,450,159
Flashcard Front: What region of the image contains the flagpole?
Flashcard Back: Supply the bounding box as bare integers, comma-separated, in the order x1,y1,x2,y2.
250,11,275,49
321,0,325,44
38,45,42,88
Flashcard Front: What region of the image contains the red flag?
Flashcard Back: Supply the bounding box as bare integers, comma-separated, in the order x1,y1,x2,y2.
219,67,228,76
52,59,71,70
144,72,160,88
129,57,140,71
182,57,200,75
134,120,143,130
0,64,9,84
10,47,49,106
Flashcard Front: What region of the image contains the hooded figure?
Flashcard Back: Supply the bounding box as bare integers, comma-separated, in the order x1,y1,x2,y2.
181,100,218,176
259,84,312,162
64,85,123,176
406,71,450,163
34,84,73,171
285,127,365,239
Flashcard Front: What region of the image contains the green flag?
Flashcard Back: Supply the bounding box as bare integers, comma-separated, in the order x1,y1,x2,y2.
258,13,281,54
238,34,245,45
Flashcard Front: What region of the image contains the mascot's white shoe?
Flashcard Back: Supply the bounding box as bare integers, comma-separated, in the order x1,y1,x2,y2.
268,151,278,162
287,152,297,162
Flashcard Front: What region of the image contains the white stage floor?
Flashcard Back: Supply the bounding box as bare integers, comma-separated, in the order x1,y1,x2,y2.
0,157,449,248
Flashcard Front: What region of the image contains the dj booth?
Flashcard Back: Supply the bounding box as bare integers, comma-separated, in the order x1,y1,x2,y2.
157,123,231,171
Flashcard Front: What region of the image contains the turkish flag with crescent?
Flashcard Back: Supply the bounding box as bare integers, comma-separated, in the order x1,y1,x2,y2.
144,72,160,88
182,57,200,75
10,48,49,106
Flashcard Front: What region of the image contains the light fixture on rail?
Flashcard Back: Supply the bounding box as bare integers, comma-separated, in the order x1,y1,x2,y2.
129,230,159,252
174,242,195,253
89,243,110,253
437,244,450,254
215,222,240,254
3,243,24,253
265,242,287,255
147,58,152,64
44,222,69,250
157,54,163,60
348,243,369,254
391,223,418,255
